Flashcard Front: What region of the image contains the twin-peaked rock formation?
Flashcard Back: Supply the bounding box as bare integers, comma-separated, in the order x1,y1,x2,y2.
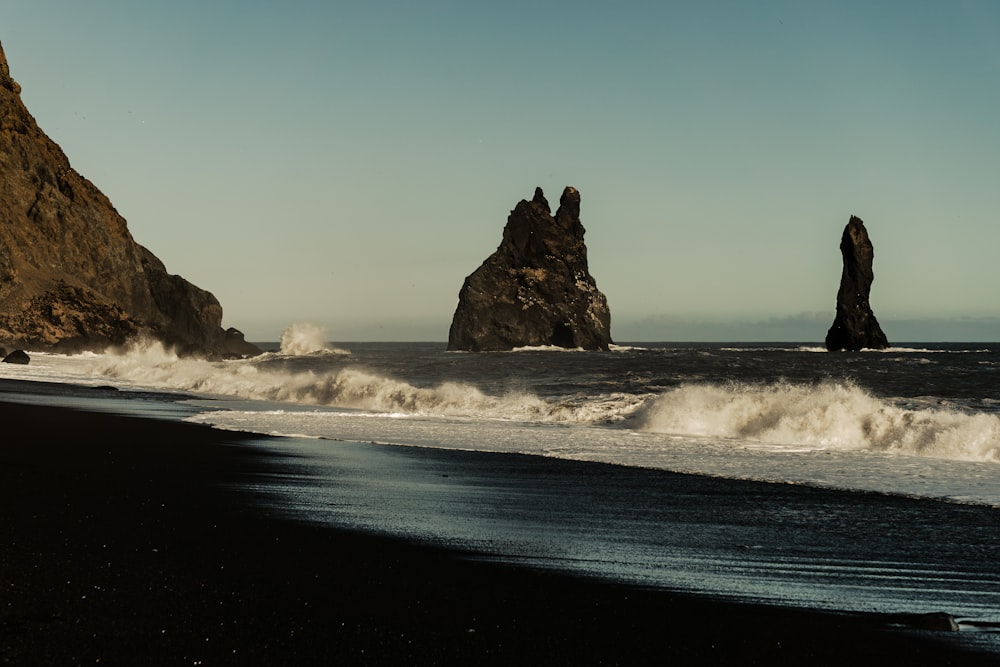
448,186,612,351
825,215,889,351
0,40,258,357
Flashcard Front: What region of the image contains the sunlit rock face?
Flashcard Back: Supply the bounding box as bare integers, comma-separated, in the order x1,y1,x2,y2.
448,186,612,352
825,215,889,352
0,39,257,357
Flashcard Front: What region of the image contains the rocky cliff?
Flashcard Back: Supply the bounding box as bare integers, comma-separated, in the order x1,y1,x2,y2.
448,186,612,351
825,215,889,351
0,40,258,357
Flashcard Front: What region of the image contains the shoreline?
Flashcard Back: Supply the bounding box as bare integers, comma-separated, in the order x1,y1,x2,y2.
2,380,998,664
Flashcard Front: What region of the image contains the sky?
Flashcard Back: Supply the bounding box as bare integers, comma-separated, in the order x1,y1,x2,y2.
3,1,999,342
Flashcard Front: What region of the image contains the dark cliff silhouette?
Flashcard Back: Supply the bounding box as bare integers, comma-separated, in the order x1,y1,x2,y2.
0,40,258,357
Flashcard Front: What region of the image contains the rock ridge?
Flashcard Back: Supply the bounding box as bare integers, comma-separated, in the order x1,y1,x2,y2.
0,39,258,357
825,215,889,351
447,186,612,351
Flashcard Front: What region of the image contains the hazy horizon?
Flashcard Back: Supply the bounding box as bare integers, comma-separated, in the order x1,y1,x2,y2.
247,314,1000,345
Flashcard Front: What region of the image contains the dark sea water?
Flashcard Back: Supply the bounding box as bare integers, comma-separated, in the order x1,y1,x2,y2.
4,333,999,648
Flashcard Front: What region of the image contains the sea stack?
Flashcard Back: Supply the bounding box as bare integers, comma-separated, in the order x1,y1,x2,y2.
447,186,612,351
0,39,259,357
825,215,889,351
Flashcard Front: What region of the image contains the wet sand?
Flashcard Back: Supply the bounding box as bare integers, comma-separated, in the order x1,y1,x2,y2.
1,382,997,665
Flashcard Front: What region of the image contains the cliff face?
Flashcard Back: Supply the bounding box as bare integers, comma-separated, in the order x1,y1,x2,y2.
0,40,258,357
825,215,889,351
448,186,612,351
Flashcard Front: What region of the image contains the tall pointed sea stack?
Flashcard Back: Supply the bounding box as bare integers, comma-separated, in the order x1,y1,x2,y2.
825,215,889,351
448,186,612,351
0,39,258,357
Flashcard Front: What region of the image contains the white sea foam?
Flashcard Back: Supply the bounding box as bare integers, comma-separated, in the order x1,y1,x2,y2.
187,404,1000,507
11,342,1000,468
77,339,637,423
636,381,1000,462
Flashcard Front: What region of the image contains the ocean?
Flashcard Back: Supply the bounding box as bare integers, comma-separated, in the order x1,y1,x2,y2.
4,326,999,642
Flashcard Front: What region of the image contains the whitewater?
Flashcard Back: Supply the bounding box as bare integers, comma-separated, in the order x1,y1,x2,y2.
3,324,999,507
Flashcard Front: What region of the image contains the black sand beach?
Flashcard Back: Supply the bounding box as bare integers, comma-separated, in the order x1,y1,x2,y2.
2,381,998,665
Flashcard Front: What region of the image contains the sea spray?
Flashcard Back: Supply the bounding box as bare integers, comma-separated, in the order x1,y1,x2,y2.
279,323,348,356
637,381,1000,462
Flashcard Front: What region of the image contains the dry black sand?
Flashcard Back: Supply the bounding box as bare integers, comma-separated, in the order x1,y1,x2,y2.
2,383,998,665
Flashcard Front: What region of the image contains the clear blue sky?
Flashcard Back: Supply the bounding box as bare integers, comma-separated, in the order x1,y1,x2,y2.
4,1,999,342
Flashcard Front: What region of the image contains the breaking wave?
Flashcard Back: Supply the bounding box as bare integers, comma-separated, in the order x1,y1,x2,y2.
636,381,1000,462
88,340,639,423
65,341,1000,464
279,323,349,356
